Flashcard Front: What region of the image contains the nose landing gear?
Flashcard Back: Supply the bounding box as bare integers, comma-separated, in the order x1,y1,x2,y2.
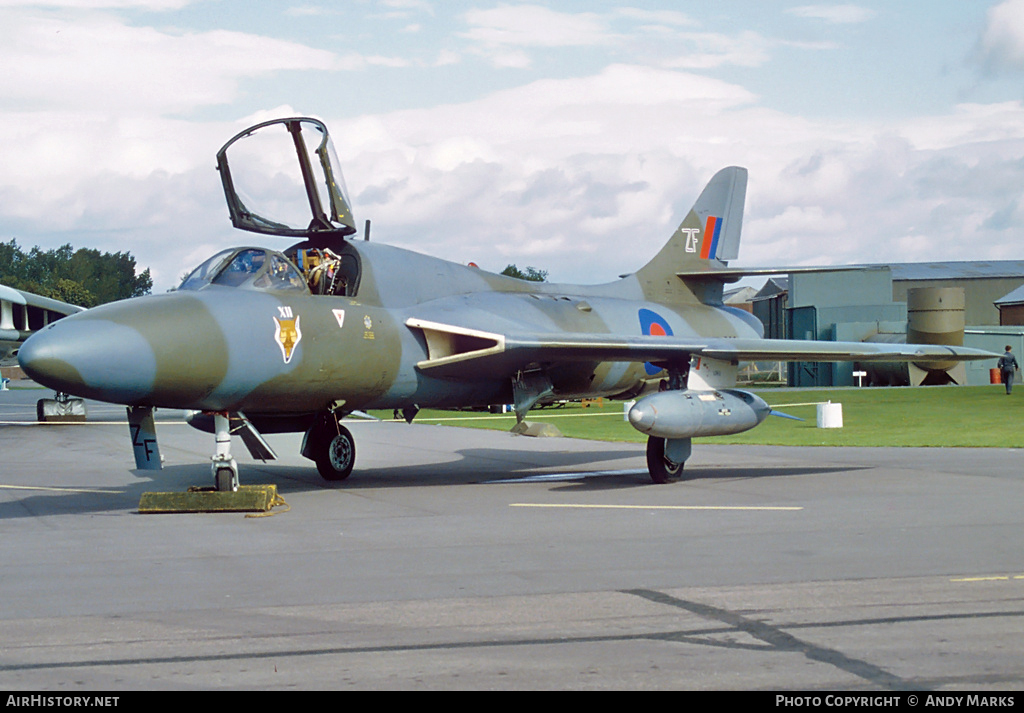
211,412,239,492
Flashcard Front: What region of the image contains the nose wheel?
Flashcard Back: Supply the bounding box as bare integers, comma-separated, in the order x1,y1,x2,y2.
214,463,239,492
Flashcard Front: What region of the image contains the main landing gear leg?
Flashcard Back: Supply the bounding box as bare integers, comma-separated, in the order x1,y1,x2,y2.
645,360,692,484
211,412,239,492
646,436,691,484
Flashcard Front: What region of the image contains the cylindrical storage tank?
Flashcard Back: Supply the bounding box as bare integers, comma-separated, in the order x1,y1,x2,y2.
863,333,911,386
862,287,966,386
907,287,965,371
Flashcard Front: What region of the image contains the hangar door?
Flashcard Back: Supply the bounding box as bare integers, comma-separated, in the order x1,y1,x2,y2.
787,306,833,387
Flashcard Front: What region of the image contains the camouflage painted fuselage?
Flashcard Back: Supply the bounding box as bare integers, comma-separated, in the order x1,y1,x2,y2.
18,239,761,422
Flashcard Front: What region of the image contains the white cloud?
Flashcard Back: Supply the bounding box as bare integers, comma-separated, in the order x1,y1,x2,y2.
3,5,1024,293
461,5,610,48
0,7,353,287
979,0,1024,71
8,54,1024,289
786,4,877,24
284,5,337,17
663,30,773,69
316,65,1024,283
0,0,194,8
612,8,696,27
0,10,339,114
379,0,434,12
460,5,773,70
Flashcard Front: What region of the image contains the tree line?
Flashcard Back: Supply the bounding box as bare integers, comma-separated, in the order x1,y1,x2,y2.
0,239,152,308
501,264,548,282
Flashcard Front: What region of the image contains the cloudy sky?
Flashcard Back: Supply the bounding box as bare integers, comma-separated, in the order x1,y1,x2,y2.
2,0,1024,291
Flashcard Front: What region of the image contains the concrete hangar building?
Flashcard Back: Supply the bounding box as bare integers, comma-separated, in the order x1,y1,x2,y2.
747,261,1024,387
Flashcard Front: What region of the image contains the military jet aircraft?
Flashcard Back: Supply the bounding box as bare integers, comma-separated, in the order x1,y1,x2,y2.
17,117,996,490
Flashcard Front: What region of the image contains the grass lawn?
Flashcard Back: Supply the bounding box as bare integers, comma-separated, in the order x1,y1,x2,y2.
370,385,1024,449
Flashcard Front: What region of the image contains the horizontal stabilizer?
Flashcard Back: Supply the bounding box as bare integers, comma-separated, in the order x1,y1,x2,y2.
677,264,883,282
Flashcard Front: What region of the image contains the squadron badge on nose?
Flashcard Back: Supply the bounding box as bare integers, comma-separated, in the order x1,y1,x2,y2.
274,306,302,364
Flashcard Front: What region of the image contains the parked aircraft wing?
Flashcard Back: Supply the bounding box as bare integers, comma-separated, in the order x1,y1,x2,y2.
407,319,997,378
1,283,85,366
693,338,997,363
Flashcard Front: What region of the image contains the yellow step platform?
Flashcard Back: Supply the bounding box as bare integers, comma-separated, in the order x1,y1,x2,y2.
139,484,285,514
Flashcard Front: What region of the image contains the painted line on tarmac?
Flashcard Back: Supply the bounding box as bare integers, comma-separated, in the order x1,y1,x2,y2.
0,484,120,494
951,574,1024,582
509,503,803,511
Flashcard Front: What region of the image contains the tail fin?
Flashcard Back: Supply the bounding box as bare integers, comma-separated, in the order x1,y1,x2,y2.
633,166,747,304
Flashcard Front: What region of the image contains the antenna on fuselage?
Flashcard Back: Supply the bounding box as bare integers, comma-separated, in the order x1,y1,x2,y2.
364,219,371,241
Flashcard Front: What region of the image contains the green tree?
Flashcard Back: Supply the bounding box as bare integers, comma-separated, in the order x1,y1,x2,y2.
0,238,151,307
66,248,152,304
48,278,95,307
501,264,548,282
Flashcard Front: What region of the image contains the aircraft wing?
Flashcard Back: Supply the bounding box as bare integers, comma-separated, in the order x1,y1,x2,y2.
406,319,997,379
690,338,996,363
0,284,85,367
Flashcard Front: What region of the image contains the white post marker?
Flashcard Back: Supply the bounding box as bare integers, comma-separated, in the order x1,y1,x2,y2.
816,401,843,428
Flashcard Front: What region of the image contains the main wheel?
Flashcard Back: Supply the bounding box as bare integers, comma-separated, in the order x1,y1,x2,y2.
646,436,684,484
316,424,355,481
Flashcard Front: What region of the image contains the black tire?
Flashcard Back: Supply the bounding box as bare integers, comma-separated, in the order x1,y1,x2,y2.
646,436,684,484
215,466,236,492
316,424,355,481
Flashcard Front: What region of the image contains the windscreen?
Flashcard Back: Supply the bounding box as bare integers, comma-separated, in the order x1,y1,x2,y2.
178,248,308,293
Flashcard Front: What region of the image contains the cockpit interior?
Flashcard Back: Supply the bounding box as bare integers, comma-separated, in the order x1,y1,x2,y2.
177,243,361,297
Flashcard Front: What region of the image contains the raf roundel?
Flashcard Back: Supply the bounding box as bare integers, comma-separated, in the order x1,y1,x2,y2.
638,308,673,375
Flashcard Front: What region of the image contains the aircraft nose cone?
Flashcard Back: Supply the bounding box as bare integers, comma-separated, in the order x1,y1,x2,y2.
628,401,656,433
19,317,157,404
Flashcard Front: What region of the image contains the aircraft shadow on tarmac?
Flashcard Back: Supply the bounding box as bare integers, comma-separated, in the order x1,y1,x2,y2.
542,463,872,493
249,447,857,491
0,449,870,519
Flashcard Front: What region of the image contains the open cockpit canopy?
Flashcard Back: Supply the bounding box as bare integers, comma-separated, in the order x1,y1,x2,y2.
216,117,357,241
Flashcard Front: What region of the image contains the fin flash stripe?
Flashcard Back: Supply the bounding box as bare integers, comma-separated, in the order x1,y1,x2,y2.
700,215,722,260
